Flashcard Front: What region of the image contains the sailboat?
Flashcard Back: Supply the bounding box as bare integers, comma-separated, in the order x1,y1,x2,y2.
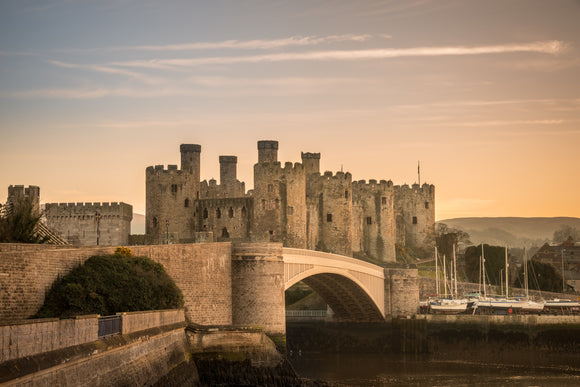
475,246,544,314
428,245,469,314
518,248,545,314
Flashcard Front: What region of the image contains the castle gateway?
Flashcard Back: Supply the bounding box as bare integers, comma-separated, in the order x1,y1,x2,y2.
146,141,434,262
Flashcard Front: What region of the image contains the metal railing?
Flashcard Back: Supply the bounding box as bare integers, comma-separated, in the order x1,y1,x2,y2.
98,315,122,338
285,310,327,317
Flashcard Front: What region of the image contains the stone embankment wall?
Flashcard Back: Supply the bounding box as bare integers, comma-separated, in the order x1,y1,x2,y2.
0,315,98,363
0,310,184,363
0,310,193,386
0,243,232,324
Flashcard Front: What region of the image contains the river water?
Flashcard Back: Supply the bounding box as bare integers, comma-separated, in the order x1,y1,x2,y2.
289,352,580,386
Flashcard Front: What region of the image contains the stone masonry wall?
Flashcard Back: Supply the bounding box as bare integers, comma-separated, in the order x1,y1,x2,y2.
145,166,197,243
352,180,396,262
130,243,233,325
0,309,185,364
317,172,353,256
384,267,420,316
195,197,251,242
44,202,132,246
394,183,435,249
0,243,233,325
231,243,285,336
3,328,190,387
0,315,98,363
119,309,185,335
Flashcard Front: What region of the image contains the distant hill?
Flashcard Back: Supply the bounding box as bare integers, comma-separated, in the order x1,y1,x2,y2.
131,213,146,235
438,217,580,248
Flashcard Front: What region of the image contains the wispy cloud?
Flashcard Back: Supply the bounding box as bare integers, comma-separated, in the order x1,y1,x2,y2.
111,40,565,69
47,60,161,84
456,119,565,127
128,34,372,51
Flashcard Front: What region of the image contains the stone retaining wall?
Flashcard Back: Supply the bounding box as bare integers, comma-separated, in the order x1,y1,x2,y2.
0,315,98,363
0,310,184,364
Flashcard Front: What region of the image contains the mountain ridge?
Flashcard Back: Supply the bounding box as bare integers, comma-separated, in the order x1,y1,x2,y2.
438,216,580,247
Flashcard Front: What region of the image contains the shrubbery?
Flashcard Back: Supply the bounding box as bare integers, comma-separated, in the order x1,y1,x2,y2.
34,251,184,318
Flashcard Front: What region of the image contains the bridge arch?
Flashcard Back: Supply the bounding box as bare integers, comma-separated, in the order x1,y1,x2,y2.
283,248,386,322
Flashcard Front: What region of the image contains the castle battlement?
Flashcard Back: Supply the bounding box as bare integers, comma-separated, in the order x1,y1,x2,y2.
394,183,435,196
353,179,394,190
319,171,352,181
45,202,133,219
283,162,304,172
47,202,130,208
146,165,186,175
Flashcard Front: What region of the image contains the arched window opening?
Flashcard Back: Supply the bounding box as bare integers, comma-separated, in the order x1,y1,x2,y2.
152,217,158,228
221,227,229,238
241,206,247,217
184,198,190,208
216,208,222,218
228,207,234,218
203,208,208,219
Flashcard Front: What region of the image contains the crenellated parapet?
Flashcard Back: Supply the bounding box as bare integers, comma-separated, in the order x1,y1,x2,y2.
7,185,41,215
45,202,133,220
146,164,184,175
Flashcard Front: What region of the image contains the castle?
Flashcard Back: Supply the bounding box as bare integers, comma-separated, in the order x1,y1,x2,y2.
3,185,133,246
146,141,435,262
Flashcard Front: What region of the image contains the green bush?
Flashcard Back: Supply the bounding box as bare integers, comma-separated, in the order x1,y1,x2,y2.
34,254,184,318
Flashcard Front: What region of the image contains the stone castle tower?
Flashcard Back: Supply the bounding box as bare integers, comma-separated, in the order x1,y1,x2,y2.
145,141,435,261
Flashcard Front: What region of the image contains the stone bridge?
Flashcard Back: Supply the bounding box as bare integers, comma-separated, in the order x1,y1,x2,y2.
284,248,386,322
232,243,419,336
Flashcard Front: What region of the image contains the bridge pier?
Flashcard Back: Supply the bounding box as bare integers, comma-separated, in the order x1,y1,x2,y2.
383,267,419,317
231,243,286,338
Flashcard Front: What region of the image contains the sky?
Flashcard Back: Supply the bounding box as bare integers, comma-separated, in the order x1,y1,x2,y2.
1,0,579,221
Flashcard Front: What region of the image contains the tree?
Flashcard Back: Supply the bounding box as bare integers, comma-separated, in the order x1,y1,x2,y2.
434,223,471,258
463,244,508,287
34,253,184,318
516,259,564,293
0,197,48,243
553,225,579,244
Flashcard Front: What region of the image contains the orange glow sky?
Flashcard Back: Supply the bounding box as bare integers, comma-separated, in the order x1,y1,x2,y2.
1,1,579,220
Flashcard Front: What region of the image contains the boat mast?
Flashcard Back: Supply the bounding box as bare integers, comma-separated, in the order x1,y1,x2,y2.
435,247,439,297
443,254,447,297
453,243,458,298
524,247,528,298
505,246,509,298
482,244,486,297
